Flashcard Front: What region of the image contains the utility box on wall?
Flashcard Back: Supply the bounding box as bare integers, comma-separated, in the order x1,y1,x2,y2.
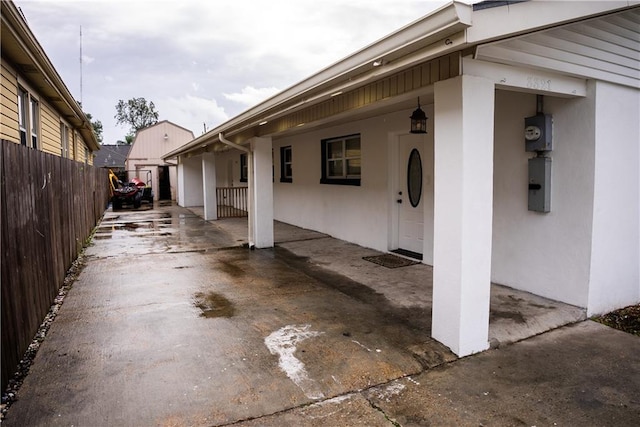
528,157,551,213
524,114,553,152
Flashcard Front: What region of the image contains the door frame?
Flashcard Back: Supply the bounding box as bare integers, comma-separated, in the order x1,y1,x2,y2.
388,131,432,262
387,131,404,252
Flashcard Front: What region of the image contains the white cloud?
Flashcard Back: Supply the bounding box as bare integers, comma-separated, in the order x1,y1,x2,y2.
16,0,450,144
223,86,280,107
157,95,229,136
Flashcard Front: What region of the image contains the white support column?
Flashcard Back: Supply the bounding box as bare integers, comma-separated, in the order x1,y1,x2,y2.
432,75,495,357
587,80,640,314
250,137,274,248
202,152,217,220
247,150,255,247
177,157,185,207
181,155,204,208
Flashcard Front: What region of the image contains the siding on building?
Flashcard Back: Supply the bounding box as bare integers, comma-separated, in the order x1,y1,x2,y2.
75,132,88,164
127,121,194,201
0,62,19,141
0,60,97,163
128,121,195,163
40,100,60,156
1,0,99,162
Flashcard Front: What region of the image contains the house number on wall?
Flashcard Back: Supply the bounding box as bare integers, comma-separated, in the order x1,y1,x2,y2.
527,76,552,91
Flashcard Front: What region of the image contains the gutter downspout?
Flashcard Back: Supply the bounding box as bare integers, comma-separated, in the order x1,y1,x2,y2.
219,133,255,249
219,133,250,153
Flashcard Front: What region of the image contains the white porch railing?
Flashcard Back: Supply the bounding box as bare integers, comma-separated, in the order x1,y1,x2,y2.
216,187,248,218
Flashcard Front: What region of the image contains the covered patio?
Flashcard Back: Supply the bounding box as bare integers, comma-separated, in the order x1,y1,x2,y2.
165,1,639,358
186,208,586,348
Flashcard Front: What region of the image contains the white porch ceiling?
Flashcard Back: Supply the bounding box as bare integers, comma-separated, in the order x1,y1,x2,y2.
475,7,640,89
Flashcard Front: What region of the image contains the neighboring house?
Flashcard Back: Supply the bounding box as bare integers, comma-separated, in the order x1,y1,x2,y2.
94,144,131,178
126,120,194,201
165,1,640,357
0,0,99,162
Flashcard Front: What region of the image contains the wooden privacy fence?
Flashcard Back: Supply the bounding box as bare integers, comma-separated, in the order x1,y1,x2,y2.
1,140,110,390
216,186,248,218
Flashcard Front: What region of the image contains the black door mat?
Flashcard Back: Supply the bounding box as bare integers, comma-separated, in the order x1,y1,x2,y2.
363,253,420,269
391,248,423,261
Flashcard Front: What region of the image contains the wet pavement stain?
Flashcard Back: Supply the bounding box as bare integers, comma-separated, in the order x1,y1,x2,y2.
490,309,526,324
193,291,235,318
112,221,169,230
272,246,435,349
92,235,112,240
217,259,245,277
528,302,556,309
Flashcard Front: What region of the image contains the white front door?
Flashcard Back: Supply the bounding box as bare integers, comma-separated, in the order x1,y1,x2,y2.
397,134,425,255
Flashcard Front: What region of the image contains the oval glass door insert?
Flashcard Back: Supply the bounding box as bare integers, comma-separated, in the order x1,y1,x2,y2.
407,148,422,208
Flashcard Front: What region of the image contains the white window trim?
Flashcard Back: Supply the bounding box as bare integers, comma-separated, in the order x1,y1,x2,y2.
73,132,80,160
17,79,40,150
29,97,39,149
60,121,70,158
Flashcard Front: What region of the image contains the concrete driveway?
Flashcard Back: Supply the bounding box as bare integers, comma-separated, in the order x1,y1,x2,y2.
4,204,639,426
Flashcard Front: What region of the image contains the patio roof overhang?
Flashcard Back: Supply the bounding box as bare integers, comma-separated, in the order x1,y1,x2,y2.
474,6,640,90
163,1,473,160
164,0,639,161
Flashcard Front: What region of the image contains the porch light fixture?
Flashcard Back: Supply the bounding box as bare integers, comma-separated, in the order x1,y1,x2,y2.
410,97,427,134
259,120,268,126
163,133,169,140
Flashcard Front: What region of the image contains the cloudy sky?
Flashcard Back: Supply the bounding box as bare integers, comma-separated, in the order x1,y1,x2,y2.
16,0,457,144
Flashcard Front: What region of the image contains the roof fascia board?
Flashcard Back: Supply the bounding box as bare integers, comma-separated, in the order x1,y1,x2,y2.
476,42,640,88
259,1,471,104
250,31,467,127
164,1,472,159
233,1,470,120
462,57,587,97
1,1,99,151
467,0,638,44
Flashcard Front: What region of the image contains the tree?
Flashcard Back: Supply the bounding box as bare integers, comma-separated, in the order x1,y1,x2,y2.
114,97,159,138
85,113,103,144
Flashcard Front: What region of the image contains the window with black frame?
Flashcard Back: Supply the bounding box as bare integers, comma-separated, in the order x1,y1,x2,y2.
320,134,361,186
240,153,248,182
280,146,292,183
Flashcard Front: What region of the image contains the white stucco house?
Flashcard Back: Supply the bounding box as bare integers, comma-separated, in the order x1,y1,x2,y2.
127,120,195,201
165,1,640,357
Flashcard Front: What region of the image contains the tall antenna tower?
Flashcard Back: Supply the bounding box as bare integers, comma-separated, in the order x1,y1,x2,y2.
79,25,83,106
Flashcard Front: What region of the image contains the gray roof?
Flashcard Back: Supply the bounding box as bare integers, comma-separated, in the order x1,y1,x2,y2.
94,144,131,169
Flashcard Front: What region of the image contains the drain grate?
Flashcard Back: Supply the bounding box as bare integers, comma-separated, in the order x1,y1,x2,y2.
363,254,419,269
